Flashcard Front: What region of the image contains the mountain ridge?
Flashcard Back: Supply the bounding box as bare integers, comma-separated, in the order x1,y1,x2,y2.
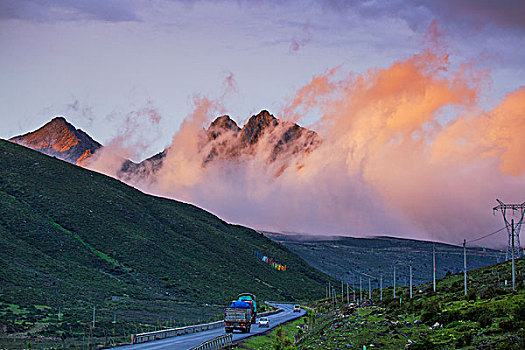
10,110,321,181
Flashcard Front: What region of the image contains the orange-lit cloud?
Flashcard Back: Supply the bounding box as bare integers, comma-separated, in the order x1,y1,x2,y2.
94,25,525,247
433,87,525,177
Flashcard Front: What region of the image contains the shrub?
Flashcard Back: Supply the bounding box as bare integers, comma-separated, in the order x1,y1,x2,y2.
495,335,525,350
381,295,394,306
439,309,461,325
511,301,525,322
517,279,524,290
465,289,477,302
479,286,506,300
421,301,441,324
478,312,493,328
465,306,492,323
409,338,436,350
499,320,517,332
450,280,461,293
454,332,473,347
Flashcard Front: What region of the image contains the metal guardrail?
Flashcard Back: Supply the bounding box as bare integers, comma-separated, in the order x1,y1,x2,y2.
130,320,224,344
258,308,282,317
264,301,295,304
189,334,233,350
129,304,284,346
189,305,284,350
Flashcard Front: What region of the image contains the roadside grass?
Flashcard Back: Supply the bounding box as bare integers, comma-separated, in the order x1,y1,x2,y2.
295,257,525,349
235,311,309,350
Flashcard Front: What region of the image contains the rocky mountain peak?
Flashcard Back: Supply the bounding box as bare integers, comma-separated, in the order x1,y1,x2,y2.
209,115,240,131
208,115,240,139
240,110,279,146
10,116,101,165
50,115,67,124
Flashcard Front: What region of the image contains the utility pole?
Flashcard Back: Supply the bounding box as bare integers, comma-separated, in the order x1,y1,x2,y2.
394,266,397,298
93,305,96,328
341,280,344,303
380,274,383,301
368,278,371,300
512,219,516,290
352,277,356,301
463,239,467,295
328,281,331,298
433,244,436,293
346,283,349,305
409,264,413,298
359,276,363,301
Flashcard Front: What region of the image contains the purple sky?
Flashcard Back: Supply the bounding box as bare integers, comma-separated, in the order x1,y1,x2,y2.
1,0,524,158
1,1,525,246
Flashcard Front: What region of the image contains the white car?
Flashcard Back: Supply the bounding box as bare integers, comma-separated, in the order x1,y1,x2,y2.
293,305,301,312
258,317,269,328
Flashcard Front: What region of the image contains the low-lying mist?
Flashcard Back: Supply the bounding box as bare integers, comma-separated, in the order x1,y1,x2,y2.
88,25,525,248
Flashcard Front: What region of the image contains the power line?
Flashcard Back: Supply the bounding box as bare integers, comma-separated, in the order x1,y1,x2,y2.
466,226,508,244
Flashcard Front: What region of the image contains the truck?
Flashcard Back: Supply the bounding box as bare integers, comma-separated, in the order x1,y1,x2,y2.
224,300,252,333
236,293,257,324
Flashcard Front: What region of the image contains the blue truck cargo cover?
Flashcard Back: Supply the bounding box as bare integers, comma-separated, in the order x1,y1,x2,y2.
229,300,251,309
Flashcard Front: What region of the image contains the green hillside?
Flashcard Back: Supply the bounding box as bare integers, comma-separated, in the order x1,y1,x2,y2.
266,232,504,288
0,139,331,345
290,257,525,350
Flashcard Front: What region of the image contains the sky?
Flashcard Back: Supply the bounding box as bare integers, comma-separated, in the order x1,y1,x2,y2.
1,0,525,247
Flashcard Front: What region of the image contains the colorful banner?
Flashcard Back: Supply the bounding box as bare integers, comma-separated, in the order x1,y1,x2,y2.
252,248,287,271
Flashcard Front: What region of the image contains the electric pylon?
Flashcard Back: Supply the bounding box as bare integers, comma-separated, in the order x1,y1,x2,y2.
493,199,525,260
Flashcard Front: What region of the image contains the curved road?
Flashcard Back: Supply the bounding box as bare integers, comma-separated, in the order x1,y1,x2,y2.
113,303,306,350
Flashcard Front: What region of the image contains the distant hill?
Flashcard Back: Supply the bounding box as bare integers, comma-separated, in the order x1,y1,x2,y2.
9,116,102,166
264,232,504,288
0,140,332,338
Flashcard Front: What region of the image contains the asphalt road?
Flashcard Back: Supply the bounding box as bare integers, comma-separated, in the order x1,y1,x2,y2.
112,303,306,350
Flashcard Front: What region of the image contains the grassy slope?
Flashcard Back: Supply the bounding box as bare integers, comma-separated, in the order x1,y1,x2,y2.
0,139,332,339
235,312,309,350
267,233,504,287
295,257,525,349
